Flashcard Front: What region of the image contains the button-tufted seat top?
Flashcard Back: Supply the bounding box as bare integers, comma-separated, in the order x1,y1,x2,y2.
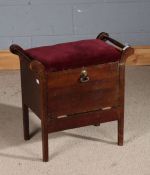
25,39,122,72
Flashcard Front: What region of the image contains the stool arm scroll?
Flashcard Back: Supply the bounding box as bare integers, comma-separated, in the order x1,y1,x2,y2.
97,32,125,49
97,32,134,64
10,44,32,62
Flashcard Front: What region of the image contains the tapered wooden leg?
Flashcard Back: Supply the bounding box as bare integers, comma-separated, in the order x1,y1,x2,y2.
23,104,30,140
118,118,124,146
118,106,124,146
41,122,49,162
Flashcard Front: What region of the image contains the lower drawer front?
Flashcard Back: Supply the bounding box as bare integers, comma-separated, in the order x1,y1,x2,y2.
47,63,119,118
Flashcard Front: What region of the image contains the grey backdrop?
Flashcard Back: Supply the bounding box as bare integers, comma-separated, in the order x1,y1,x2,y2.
0,0,150,49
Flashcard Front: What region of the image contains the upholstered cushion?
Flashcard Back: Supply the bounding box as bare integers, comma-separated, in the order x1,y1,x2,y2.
25,39,121,71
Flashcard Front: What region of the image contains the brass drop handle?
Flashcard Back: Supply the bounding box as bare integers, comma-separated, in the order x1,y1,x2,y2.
80,69,89,83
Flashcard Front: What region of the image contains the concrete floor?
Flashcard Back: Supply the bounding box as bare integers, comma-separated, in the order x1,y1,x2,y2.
0,67,150,175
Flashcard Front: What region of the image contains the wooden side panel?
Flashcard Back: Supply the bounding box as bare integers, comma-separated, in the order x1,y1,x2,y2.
20,58,41,117
47,63,119,117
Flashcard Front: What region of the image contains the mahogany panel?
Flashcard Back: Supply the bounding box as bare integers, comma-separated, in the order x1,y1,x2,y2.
20,58,41,117
47,63,119,117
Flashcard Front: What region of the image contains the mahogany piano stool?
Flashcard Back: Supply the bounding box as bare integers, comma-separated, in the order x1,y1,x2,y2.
10,32,134,162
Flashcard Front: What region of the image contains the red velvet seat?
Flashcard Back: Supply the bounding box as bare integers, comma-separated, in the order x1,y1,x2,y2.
25,39,121,72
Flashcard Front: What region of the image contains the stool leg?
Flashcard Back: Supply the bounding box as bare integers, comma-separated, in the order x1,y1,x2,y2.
41,121,49,162
23,104,30,140
118,112,124,146
118,118,124,146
